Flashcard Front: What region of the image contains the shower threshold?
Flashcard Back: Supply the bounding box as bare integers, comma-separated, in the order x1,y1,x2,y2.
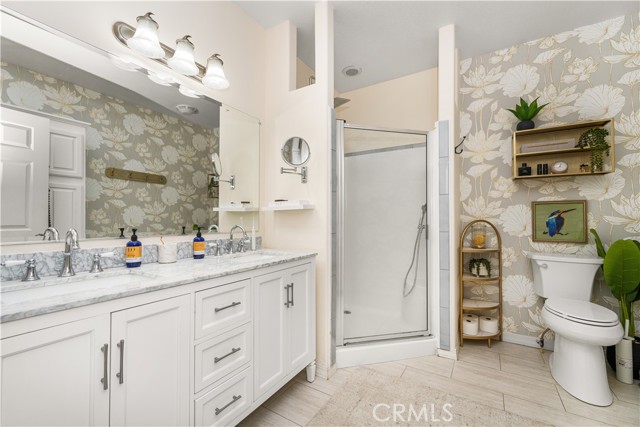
336,335,437,368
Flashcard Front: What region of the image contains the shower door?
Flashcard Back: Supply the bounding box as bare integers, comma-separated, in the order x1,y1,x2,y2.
337,123,428,344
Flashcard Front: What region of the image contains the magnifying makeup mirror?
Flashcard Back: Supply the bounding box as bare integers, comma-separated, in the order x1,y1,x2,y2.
280,137,309,183
210,152,235,189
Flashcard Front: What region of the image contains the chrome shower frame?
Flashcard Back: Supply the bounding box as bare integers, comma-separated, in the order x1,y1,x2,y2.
336,121,430,346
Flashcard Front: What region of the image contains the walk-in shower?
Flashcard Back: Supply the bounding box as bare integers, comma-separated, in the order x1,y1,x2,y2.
334,121,437,367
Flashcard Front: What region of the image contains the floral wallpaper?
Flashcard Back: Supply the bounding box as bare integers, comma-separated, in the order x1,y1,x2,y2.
459,13,640,339
1,62,219,238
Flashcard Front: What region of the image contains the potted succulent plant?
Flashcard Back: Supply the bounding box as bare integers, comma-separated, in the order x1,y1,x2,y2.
591,229,640,380
469,258,492,277
507,97,548,130
576,128,610,172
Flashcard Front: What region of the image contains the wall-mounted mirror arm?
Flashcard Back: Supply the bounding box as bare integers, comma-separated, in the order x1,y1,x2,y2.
280,166,308,184
215,174,236,190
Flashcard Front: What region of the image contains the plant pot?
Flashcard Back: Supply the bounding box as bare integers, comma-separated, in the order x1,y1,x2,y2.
606,339,640,380
517,120,535,131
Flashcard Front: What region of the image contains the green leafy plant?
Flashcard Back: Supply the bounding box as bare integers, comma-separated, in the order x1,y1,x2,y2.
576,128,610,172
591,228,640,337
507,97,548,121
468,258,492,277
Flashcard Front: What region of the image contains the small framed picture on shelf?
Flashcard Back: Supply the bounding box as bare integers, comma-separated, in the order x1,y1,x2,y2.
532,200,587,243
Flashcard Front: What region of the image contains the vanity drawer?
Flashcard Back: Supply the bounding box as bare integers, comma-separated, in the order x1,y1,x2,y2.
195,279,251,339
195,366,253,427
195,323,252,393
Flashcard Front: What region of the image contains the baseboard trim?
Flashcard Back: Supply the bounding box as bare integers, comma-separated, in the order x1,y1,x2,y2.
503,332,554,350
437,348,458,360
315,362,330,379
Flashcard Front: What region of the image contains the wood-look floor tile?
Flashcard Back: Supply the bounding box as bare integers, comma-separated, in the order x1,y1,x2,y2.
483,341,546,363
398,355,455,378
499,353,554,384
265,382,331,426
362,361,406,377
403,366,505,410
606,369,640,405
556,385,640,426
452,360,564,410
238,407,300,427
504,395,610,426
459,344,501,370
294,368,351,397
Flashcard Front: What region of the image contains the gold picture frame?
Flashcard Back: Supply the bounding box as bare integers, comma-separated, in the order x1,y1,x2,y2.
531,200,587,243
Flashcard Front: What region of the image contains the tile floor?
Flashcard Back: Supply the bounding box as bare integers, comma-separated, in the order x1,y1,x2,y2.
240,341,640,426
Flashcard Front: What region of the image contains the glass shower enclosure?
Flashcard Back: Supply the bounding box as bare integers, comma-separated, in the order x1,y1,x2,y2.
336,122,429,345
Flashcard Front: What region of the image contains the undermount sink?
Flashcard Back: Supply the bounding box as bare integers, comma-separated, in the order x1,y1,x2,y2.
217,251,283,264
1,269,159,293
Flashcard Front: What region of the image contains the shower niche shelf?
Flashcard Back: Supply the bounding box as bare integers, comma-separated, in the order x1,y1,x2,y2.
459,220,502,348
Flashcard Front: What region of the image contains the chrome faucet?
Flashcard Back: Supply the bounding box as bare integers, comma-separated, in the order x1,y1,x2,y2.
59,228,80,277
228,225,247,253
43,227,59,241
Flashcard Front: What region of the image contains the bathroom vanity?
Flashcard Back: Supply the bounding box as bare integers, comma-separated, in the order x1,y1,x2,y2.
0,250,316,426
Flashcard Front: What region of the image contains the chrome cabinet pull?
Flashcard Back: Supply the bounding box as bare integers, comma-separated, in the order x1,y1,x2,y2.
100,344,108,390
215,301,241,313
215,394,242,416
214,347,241,363
116,339,124,384
284,284,291,307
290,283,295,307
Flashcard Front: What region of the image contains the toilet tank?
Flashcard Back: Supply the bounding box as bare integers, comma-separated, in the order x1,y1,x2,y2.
526,252,603,300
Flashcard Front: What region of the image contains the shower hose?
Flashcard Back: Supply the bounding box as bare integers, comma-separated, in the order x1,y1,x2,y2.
403,204,427,297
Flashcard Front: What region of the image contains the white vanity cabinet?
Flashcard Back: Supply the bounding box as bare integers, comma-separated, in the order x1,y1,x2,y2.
1,295,190,427
253,263,315,399
1,314,111,426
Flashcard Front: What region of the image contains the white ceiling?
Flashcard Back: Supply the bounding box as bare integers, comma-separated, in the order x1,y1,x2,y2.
236,1,639,93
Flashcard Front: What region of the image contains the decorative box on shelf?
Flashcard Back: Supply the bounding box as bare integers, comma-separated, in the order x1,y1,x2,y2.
512,118,614,180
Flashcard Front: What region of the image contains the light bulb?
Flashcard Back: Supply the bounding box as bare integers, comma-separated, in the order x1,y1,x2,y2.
202,54,230,90
127,12,165,59
167,36,199,76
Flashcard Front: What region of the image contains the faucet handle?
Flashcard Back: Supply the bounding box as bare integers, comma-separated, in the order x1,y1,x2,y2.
90,252,114,273
1,259,40,281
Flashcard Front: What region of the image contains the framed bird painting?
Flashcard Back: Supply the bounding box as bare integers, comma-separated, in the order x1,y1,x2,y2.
532,200,587,243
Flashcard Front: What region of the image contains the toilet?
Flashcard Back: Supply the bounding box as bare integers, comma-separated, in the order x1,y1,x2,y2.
526,252,623,406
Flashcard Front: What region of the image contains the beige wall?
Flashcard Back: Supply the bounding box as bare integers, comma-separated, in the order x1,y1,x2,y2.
296,58,315,89
262,4,334,377
336,68,438,132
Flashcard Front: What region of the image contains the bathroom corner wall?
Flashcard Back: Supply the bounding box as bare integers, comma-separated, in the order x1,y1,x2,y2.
262,3,334,377
459,13,640,344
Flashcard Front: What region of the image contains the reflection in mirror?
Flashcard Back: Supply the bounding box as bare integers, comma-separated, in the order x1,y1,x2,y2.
281,137,310,166
0,10,260,243
211,153,222,177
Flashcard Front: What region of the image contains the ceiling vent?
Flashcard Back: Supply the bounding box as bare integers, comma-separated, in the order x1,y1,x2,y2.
342,66,362,77
175,104,199,115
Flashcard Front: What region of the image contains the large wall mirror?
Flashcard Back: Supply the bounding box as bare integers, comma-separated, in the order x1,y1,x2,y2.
0,9,260,244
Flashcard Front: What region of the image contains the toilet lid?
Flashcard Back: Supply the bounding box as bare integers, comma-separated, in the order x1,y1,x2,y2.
544,298,619,327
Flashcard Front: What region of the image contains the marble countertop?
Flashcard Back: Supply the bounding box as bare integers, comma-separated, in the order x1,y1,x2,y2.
0,249,316,323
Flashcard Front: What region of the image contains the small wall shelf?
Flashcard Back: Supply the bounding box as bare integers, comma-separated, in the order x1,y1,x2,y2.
212,206,259,212
512,118,614,179
459,220,503,348
261,201,314,211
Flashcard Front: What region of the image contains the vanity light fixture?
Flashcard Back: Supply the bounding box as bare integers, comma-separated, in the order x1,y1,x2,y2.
147,71,177,86
167,36,199,76
127,12,165,59
113,13,230,90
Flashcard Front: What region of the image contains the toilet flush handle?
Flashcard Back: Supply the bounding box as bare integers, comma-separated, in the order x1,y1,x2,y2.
538,262,548,269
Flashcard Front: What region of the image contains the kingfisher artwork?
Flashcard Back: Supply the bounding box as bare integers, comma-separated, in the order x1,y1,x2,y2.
532,201,587,243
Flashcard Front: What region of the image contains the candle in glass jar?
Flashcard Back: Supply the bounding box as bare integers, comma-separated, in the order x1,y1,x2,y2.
471,224,487,248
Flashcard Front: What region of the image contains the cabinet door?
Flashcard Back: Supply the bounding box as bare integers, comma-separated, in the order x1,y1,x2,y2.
286,263,315,370
1,315,110,426
110,295,190,427
253,270,287,398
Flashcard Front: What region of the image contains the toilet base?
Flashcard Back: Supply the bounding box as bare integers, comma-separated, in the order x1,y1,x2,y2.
550,334,613,407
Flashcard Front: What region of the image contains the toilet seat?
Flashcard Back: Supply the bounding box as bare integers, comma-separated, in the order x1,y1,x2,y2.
544,298,619,327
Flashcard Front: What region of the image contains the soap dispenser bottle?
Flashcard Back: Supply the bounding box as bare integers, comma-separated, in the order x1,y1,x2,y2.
193,227,205,259
126,228,142,268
